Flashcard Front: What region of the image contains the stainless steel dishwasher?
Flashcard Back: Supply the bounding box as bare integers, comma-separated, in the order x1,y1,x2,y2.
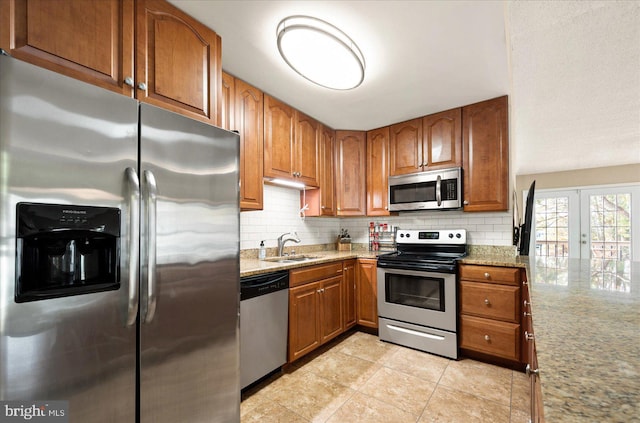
240,270,289,389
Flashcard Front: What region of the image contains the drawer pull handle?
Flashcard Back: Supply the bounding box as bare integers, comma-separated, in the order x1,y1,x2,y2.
525,331,535,341
484,298,490,305
484,272,491,279
484,335,491,342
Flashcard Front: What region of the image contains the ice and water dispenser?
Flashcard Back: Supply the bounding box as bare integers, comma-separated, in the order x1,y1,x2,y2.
15,203,121,302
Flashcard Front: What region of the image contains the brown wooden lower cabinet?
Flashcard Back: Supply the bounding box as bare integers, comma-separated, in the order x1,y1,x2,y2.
459,264,525,368
343,259,357,330
356,258,378,328
288,262,345,363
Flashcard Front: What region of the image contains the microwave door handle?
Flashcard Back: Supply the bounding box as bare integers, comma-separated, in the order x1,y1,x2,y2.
143,170,158,324
125,167,140,327
436,175,442,206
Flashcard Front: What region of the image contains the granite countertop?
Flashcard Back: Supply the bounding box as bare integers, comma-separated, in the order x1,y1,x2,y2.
240,250,379,277
528,257,640,422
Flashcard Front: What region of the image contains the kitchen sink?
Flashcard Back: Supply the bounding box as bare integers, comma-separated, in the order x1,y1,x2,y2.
263,255,320,263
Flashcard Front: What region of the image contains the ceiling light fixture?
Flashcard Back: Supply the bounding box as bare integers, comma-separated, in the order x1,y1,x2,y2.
276,16,365,90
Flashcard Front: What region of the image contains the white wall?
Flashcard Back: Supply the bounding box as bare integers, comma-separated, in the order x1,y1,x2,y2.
240,185,513,250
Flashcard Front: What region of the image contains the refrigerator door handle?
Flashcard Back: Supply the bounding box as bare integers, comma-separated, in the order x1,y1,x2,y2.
125,167,140,327
143,169,158,324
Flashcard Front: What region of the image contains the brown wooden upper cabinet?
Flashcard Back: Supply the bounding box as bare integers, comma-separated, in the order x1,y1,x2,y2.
1,0,222,126
389,118,422,175
302,123,335,217
389,109,462,176
366,127,391,216
264,95,319,188
225,74,264,211
462,96,509,211
335,131,366,216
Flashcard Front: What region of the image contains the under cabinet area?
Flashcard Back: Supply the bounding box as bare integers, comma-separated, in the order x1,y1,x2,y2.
0,0,222,125
459,264,525,366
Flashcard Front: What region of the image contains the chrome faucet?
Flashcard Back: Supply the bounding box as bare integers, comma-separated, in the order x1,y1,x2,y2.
277,231,300,256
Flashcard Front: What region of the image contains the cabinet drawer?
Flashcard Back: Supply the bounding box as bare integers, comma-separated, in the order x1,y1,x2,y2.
290,262,343,287
460,315,520,361
459,264,520,286
460,281,520,323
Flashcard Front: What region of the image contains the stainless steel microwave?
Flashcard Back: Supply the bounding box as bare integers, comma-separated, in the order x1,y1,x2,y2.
388,167,462,211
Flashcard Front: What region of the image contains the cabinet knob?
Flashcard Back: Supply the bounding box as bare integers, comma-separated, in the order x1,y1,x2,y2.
525,364,540,377
484,298,490,305
137,82,148,91
524,299,531,308
124,76,135,87
484,272,491,279
463,200,469,205
484,335,491,342
321,206,325,209
525,331,535,341
523,311,532,317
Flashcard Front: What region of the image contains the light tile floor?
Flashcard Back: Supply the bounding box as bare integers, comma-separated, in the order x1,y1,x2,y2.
241,331,530,423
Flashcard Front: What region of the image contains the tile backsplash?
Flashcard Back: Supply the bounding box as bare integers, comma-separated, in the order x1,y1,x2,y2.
240,185,515,251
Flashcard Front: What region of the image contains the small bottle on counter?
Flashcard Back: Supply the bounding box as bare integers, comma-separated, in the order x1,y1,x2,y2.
258,240,266,260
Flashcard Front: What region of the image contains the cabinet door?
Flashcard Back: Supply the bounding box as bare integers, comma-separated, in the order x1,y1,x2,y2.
289,282,321,362
319,276,343,344
356,259,378,328
220,72,234,131
235,79,264,211
389,118,422,175
462,96,509,211
295,111,320,187
423,108,462,170
335,130,366,216
0,0,135,95
367,127,391,216
343,260,357,330
319,125,336,215
136,0,222,125
264,95,295,180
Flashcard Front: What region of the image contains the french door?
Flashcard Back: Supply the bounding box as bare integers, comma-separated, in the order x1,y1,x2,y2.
530,185,640,261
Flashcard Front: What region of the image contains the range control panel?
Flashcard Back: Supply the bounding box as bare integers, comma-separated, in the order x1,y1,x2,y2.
396,229,466,245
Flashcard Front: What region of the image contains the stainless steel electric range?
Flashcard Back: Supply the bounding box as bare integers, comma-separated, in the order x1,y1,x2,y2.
377,229,467,359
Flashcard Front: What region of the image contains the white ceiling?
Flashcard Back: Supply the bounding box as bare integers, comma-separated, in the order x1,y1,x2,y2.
168,0,640,176
168,0,510,131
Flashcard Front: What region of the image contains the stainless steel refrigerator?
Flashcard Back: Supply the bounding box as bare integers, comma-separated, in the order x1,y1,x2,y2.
0,54,240,422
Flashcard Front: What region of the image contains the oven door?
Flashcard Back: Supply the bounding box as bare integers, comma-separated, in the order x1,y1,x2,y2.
377,266,456,332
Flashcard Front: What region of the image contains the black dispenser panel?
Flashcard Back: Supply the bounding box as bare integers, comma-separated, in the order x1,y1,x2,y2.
15,203,121,303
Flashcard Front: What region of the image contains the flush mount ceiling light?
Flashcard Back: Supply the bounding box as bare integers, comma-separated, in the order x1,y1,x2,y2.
276,16,365,90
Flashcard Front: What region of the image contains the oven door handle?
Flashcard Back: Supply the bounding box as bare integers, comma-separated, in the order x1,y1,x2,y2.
436,175,442,206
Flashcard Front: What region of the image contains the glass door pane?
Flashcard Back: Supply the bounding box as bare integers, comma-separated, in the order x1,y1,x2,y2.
529,190,580,259
581,186,639,261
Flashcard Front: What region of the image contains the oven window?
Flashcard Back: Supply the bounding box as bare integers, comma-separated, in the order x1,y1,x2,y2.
384,273,445,311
